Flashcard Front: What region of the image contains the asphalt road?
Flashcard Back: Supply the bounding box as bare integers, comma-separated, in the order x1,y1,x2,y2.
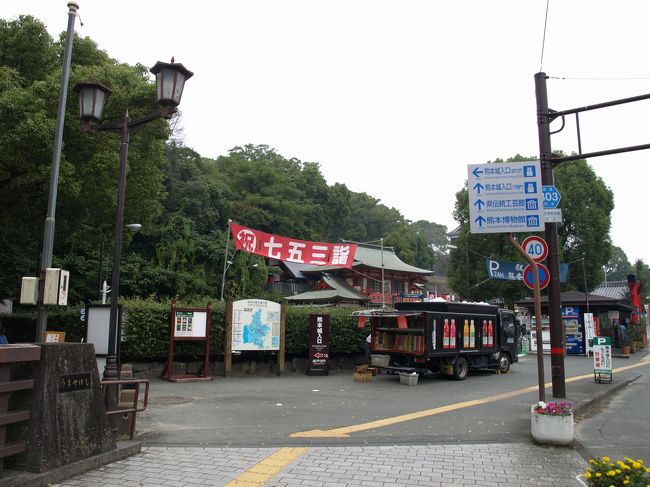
576,364,650,462
135,351,650,450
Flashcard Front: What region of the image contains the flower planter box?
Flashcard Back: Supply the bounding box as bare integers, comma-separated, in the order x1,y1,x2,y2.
530,405,574,445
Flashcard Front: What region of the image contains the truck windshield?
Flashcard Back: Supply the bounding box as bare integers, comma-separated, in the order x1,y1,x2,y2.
501,313,516,337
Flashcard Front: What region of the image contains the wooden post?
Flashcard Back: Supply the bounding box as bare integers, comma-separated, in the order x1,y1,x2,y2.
224,299,232,378
203,302,212,377
278,303,286,375
164,300,177,379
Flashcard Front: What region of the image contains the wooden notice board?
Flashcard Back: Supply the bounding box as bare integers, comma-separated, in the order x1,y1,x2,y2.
163,301,213,382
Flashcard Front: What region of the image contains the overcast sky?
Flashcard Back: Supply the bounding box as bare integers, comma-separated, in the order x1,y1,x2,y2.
4,1,650,270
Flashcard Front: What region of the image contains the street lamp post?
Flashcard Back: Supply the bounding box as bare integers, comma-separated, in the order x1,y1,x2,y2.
74,60,192,382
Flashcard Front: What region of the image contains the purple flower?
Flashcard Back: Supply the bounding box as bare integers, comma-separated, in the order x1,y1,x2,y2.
533,401,572,416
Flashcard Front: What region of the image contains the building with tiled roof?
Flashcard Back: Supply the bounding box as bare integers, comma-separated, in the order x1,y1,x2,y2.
284,242,434,306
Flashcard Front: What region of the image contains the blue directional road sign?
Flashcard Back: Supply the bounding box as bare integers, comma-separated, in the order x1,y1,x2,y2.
542,185,561,209
467,161,544,234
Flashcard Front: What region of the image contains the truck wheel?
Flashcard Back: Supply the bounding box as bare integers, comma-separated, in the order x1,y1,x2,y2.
453,357,468,380
498,352,511,373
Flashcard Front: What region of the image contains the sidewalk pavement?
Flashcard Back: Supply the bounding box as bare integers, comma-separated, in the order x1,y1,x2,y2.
51,352,650,487
55,443,587,487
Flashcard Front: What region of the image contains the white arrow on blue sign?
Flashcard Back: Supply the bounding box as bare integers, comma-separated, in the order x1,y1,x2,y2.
542,185,561,209
467,161,544,234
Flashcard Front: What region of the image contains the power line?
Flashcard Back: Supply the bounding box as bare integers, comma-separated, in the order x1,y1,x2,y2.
549,76,650,81
539,0,551,72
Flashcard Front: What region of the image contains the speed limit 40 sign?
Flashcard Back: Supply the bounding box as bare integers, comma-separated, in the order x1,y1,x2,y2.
522,236,548,262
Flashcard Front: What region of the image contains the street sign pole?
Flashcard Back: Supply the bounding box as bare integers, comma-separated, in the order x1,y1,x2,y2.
508,234,545,402
535,72,566,398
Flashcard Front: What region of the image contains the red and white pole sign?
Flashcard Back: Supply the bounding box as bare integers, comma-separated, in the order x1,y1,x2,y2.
522,236,548,262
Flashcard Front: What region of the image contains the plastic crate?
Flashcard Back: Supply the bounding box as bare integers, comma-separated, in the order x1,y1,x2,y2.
371,354,390,367
399,373,418,386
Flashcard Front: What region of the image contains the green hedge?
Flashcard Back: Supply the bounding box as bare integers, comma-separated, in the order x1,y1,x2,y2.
1,307,85,344
2,298,367,361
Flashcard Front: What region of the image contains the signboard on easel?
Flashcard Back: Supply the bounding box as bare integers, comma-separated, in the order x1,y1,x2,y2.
593,336,612,383
164,301,213,382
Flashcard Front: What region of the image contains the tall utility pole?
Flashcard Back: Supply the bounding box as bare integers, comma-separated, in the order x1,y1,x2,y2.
535,71,650,399
535,72,566,398
36,2,79,342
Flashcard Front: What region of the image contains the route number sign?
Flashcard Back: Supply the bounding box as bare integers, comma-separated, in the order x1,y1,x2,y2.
523,263,550,290
542,185,561,209
522,236,548,262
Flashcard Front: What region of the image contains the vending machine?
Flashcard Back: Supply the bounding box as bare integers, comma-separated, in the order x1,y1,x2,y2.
562,306,584,355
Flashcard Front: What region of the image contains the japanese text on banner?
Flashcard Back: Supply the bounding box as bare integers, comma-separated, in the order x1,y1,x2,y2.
231,223,357,268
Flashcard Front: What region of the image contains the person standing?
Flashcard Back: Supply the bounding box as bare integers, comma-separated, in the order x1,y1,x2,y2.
365,333,372,364
0,324,8,345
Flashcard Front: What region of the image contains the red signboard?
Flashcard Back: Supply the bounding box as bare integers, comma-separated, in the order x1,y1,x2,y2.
231,223,356,268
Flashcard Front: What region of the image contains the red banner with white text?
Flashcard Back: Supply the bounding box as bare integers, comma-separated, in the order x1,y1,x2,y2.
231,223,356,268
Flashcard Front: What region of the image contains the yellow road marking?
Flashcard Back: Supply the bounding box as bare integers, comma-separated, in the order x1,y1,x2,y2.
224,447,307,487
229,359,650,485
291,360,650,438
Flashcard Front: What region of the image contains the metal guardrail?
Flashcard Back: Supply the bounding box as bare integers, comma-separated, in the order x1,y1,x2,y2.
101,379,149,440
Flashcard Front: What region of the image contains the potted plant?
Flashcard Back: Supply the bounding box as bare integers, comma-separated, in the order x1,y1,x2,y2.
530,400,574,445
628,320,644,352
621,335,632,355
578,456,650,486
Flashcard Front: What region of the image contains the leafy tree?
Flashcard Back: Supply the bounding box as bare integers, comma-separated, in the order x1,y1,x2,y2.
604,245,631,282
0,17,170,301
0,16,57,82
412,220,450,276
0,16,445,302
554,159,613,292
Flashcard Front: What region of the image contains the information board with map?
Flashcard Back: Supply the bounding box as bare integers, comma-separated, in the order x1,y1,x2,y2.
232,299,281,351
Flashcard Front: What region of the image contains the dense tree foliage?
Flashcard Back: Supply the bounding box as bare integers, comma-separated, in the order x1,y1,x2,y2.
0,16,168,300
0,16,437,302
604,246,632,282
447,155,615,305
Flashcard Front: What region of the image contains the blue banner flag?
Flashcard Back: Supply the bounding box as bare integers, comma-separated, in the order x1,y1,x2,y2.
486,258,568,282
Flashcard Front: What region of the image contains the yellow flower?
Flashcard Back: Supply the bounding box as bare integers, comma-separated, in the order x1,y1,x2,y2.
623,481,629,485
585,472,592,479
633,462,641,469
616,469,622,474
603,456,610,462
607,470,616,476
646,467,650,473
595,472,602,478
